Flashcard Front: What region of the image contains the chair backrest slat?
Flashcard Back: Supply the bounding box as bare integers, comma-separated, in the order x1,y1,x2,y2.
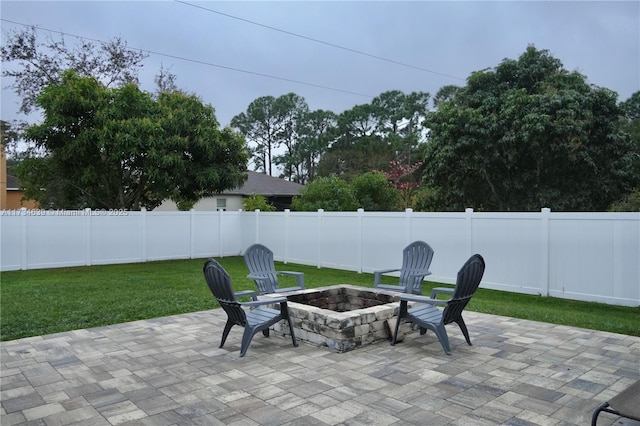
244,244,280,294
442,254,485,325
399,241,435,293
203,259,247,327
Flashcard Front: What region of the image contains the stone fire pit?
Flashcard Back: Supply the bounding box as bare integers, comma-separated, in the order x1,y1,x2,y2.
263,285,414,353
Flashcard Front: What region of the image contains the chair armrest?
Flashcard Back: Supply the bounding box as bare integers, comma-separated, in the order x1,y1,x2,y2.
277,271,305,288
375,283,406,291
273,287,301,293
407,271,432,278
241,296,287,308
430,287,454,299
406,271,432,288
234,290,258,301
247,273,268,280
374,268,401,286
399,294,448,305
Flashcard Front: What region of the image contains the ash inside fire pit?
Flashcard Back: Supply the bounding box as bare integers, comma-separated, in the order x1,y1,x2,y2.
286,286,397,312
264,285,414,352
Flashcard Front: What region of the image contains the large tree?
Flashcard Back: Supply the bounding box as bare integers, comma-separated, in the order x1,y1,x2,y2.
423,46,639,211
609,91,640,211
0,120,23,158
619,91,640,152
292,109,337,184
232,92,311,180
231,96,281,176
317,91,430,180
371,90,430,164
272,93,309,181
1,26,148,115
17,71,248,210
317,104,393,180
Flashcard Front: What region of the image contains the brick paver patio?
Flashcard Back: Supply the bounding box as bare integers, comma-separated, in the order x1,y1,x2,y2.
1,309,639,425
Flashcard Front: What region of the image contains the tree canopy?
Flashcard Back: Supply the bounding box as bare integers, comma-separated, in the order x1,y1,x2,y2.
291,109,336,184
6,27,637,213
231,95,281,177
17,71,248,210
292,173,401,212
351,172,400,211
242,193,276,212
291,176,358,211
422,46,639,211
1,26,148,115
318,90,430,180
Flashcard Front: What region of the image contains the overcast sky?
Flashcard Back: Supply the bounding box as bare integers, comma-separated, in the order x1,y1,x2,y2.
1,1,639,129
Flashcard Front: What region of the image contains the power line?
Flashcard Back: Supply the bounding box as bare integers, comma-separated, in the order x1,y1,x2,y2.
0,18,376,99
174,0,465,81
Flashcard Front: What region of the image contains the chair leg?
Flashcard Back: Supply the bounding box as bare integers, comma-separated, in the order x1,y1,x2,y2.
374,272,382,288
284,316,298,347
262,329,270,337
278,302,298,347
220,320,234,348
591,402,609,426
391,316,403,345
455,317,472,346
240,327,258,357
432,324,452,355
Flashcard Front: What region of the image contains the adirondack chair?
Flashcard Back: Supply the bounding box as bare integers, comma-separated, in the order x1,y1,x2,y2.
391,254,485,355
203,258,298,357
592,380,640,425
244,243,305,295
374,241,435,295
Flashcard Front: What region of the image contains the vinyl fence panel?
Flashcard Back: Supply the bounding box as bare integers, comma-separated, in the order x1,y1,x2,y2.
2,208,638,306
89,213,144,265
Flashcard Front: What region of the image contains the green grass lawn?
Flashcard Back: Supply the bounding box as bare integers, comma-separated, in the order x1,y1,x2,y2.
1,257,638,341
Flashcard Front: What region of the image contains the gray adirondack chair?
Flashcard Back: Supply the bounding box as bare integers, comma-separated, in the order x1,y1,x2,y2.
391,254,485,355
374,241,435,294
592,380,640,425
244,243,305,295
203,258,298,357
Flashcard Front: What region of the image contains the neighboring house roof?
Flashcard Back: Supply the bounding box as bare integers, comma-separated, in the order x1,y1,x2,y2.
6,175,20,191
222,171,303,197
6,171,302,198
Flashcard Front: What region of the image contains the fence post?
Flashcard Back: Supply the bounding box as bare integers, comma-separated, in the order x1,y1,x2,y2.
465,208,474,255
357,208,364,273
254,209,261,244
190,209,195,259
237,209,244,256
284,209,290,264
218,210,224,257
541,207,551,297
85,208,92,266
141,208,147,262
20,208,27,270
405,208,413,243
317,209,324,268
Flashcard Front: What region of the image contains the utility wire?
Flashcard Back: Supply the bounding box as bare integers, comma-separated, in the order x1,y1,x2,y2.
175,0,465,81
0,18,375,99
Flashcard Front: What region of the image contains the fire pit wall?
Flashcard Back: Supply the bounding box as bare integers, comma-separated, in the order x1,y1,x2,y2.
264,285,416,353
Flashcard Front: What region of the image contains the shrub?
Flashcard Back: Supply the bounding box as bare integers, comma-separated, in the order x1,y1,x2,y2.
243,193,276,212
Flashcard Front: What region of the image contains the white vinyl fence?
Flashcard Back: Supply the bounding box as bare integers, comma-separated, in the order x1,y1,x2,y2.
1,208,639,306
